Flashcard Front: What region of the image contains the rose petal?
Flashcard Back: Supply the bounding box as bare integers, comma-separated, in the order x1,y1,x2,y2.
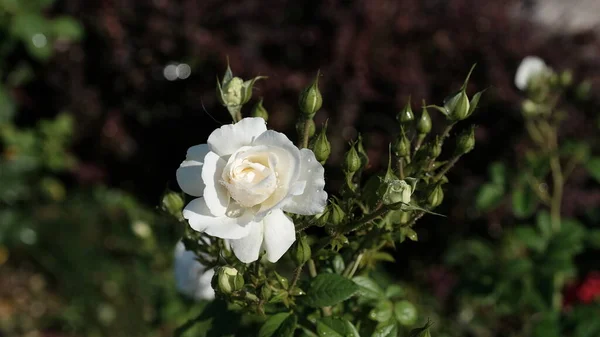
202,151,229,216
282,148,327,215
262,209,296,263
176,144,210,197
207,117,267,156
252,130,302,216
182,198,251,239
515,56,548,90
229,221,264,263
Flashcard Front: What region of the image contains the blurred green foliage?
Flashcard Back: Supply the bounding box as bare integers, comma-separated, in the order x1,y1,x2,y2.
0,2,202,336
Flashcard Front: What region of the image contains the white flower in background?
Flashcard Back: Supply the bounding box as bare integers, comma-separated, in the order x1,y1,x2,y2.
174,241,215,301
515,56,550,90
176,117,327,263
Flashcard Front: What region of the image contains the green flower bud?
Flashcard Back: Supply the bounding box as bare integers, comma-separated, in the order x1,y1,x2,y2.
289,287,305,296
260,285,272,301
330,202,346,226
397,97,414,124
407,228,418,241
427,184,444,208
273,271,289,289
161,191,184,218
416,106,432,134
291,235,311,266
393,129,411,158
251,97,269,121
298,70,323,118
216,266,244,294
560,70,573,87
357,134,369,168
398,211,411,225
219,77,244,107
344,143,362,173
575,80,592,101
382,179,413,207
312,122,331,163
399,227,418,242
521,99,540,117
427,139,442,158
455,126,475,155
444,90,470,121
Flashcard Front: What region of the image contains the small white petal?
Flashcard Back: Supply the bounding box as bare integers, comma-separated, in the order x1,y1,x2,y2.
202,151,229,216
229,221,264,263
207,117,267,156
515,56,548,90
174,241,215,301
283,149,327,215
182,198,251,239
262,209,296,263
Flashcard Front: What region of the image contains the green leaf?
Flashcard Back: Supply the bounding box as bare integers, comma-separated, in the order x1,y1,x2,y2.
489,162,506,186
385,285,405,299
241,76,267,105
316,317,360,337
332,254,345,274
476,183,504,211
585,157,600,183
12,14,53,61
259,313,297,337
369,301,393,322
513,226,546,253
353,276,385,300
512,184,537,218
51,17,84,41
468,89,485,116
394,300,418,326
536,211,553,239
408,320,433,337
0,86,15,123
302,273,359,308
532,313,561,337
503,259,533,280
372,320,398,337
586,229,600,249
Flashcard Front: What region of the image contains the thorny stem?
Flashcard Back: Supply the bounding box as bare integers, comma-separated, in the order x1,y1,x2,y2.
341,204,389,234
289,264,304,290
524,99,565,313
548,128,565,313
434,155,461,181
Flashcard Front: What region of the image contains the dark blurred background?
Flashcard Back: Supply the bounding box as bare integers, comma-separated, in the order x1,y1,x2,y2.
1,0,600,336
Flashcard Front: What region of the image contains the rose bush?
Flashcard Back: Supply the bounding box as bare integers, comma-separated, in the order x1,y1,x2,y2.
176,117,327,263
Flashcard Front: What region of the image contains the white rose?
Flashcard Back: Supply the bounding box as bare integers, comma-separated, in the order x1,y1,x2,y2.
176,117,327,263
515,56,550,90
174,241,215,301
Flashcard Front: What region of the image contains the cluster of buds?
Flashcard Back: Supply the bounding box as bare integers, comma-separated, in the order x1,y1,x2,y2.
297,71,333,165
